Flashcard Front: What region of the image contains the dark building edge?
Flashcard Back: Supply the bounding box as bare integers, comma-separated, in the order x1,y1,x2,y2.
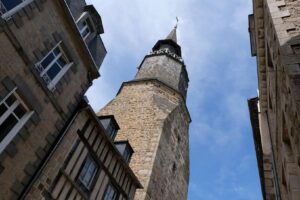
248,97,266,200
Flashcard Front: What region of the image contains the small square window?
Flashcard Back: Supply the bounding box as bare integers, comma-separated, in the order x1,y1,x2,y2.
35,42,72,91
115,141,133,163
122,147,131,162
106,122,117,139
99,117,119,140
103,183,118,200
0,88,33,153
76,156,98,192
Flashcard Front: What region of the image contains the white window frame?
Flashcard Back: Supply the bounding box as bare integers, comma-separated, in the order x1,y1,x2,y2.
76,12,95,41
0,0,33,20
35,41,73,91
0,87,33,153
78,20,91,40
103,183,118,200
77,156,98,190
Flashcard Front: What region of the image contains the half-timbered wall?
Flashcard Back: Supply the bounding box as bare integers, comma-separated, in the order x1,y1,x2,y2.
26,108,141,200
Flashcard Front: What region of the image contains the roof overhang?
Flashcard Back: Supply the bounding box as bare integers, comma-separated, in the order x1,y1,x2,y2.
84,5,104,34
252,0,267,111
152,39,182,57
248,97,266,200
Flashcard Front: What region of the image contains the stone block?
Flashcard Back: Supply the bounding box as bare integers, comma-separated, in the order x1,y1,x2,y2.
33,48,43,61
55,120,64,132
15,75,43,114
34,0,44,11
24,163,36,176
21,174,31,186
23,5,34,20
35,147,46,159
0,151,7,163
46,133,56,144
19,128,30,141
52,31,62,43
10,180,24,195
12,134,21,145
12,14,23,28
2,76,15,91
30,113,41,125
43,39,54,51
5,143,18,158
0,88,9,101
0,165,4,174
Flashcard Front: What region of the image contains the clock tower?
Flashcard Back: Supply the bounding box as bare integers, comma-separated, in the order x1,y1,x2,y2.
99,26,190,200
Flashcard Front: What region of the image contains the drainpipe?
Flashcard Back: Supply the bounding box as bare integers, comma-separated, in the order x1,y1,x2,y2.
265,109,281,199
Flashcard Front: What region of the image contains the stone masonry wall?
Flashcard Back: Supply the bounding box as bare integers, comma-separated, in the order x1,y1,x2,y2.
258,0,300,199
147,104,189,200
98,80,190,200
0,0,93,199
135,55,183,93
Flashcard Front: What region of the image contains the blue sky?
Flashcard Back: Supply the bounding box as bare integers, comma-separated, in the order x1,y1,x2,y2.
85,0,262,199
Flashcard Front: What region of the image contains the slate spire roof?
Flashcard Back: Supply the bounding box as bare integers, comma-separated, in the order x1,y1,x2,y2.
166,26,177,43
166,18,178,43
152,18,182,57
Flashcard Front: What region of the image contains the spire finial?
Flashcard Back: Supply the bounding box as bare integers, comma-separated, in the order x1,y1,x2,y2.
175,16,179,29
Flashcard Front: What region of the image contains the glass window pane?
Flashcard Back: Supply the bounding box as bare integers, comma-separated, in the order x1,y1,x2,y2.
78,21,85,30
41,53,55,69
1,0,22,11
14,104,26,119
82,28,89,38
78,157,97,190
57,56,67,67
5,94,16,106
46,63,61,80
104,185,117,200
0,104,8,116
123,148,130,162
0,114,18,142
106,122,116,139
83,170,92,185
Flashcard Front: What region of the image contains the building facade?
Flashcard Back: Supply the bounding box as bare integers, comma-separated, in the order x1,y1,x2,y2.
98,28,191,200
0,0,141,199
248,0,300,200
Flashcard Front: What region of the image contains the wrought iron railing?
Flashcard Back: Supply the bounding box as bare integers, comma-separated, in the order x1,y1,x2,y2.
149,48,184,63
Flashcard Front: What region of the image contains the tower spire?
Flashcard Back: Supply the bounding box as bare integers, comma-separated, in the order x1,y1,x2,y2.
166,17,178,43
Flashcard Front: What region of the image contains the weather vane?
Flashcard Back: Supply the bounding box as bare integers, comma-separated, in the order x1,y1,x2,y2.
175,16,179,29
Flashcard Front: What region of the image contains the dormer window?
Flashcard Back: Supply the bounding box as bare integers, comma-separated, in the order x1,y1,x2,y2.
0,0,32,19
78,19,92,40
99,116,119,140
114,141,134,163
76,12,96,42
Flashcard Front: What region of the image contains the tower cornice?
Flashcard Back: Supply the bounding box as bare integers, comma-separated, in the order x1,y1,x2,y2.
137,53,189,83
115,78,192,123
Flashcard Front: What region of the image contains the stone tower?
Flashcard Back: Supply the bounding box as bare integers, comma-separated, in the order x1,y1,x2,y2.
98,27,191,200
